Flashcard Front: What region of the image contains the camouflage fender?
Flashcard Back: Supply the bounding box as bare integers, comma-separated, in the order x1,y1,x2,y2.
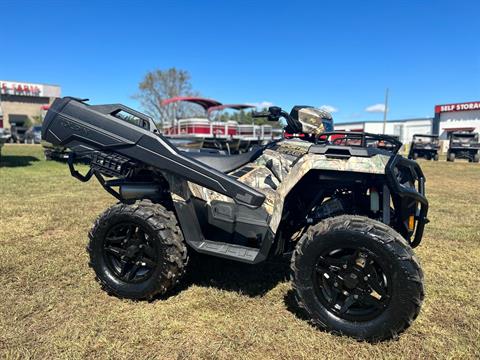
182,140,390,234
267,153,390,231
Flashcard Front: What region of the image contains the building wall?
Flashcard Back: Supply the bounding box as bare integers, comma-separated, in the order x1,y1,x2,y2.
0,81,61,128
439,110,480,138
334,123,365,132
335,118,433,144
0,96,53,128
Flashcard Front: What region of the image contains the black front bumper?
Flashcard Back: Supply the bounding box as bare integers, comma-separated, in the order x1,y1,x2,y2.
386,155,429,248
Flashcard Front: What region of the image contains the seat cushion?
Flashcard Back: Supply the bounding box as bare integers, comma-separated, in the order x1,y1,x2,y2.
184,147,263,173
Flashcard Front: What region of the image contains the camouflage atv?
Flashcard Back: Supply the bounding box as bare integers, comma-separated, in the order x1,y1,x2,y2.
42,98,428,341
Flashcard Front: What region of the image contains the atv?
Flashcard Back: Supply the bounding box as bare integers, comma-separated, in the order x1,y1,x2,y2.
446,132,480,162
408,134,440,161
42,97,428,342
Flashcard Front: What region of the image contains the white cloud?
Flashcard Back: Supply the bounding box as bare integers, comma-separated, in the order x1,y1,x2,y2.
365,103,388,113
319,104,338,113
248,101,273,109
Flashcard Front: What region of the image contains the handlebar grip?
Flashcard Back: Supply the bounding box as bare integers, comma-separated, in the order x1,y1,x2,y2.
252,111,270,118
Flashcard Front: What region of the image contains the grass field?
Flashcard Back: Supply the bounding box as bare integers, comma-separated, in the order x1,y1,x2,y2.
1,144,479,359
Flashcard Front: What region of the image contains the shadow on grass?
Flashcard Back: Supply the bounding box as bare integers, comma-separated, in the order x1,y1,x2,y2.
283,289,311,321
166,253,291,298
159,253,319,330
0,155,40,167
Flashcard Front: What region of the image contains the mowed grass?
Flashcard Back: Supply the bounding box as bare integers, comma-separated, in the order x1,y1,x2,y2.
1,144,479,359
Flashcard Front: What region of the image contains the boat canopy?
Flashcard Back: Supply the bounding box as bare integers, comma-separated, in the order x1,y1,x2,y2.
207,104,256,114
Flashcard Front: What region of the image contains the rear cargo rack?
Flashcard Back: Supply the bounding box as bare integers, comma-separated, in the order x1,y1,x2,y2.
318,131,402,154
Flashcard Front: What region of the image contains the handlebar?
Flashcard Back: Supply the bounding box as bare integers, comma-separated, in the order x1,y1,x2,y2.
252,106,302,133
252,111,271,118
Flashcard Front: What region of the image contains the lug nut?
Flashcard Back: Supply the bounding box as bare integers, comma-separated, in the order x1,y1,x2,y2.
334,282,338,287
364,276,368,281
342,265,347,269
354,294,359,299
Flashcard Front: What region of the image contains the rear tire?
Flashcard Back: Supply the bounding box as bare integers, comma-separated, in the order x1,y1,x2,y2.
412,152,418,160
433,153,439,161
87,201,188,300
447,152,455,162
291,215,424,342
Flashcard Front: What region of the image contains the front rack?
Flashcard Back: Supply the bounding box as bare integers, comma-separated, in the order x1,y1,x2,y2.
318,131,403,154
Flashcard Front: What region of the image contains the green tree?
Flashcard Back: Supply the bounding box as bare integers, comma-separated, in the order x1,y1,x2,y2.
133,68,200,128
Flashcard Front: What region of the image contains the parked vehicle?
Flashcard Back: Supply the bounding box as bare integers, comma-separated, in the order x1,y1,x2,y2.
42,97,429,341
408,134,440,161
0,128,9,158
25,125,43,144
9,125,28,143
446,132,480,162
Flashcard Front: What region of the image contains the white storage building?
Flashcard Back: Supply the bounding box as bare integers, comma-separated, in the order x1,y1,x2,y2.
334,118,433,145
334,101,480,152
433,101,480,139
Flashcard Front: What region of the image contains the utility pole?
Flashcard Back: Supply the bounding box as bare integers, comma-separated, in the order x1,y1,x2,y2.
382,88,389,134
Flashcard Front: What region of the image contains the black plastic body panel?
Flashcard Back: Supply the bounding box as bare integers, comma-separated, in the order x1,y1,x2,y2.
207,200,270,240
173,196,273,264
42,97,265,207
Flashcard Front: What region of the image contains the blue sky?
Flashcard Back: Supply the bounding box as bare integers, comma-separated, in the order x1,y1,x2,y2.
1,0,479,123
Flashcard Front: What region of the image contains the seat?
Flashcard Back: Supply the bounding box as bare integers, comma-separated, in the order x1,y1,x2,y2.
184,147,263,173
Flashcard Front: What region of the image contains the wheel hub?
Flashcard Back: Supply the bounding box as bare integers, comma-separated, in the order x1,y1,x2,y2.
103,223,158,283
125,245,139,259
343,273,359,289
314,248,391,321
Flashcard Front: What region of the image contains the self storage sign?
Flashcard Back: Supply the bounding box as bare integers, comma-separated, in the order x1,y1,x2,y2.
435,101,480,113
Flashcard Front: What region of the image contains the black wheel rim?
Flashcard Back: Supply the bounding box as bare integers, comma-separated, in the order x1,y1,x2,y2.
313,247,391,322
103,223,158,283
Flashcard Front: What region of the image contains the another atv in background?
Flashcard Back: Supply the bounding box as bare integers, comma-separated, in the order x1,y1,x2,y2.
42,97,428,342
446,132,480,163
408,134,440,161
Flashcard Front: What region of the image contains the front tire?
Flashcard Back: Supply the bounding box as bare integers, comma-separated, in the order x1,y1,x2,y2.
87,201,188,300
291,215,424,342
448,152,455,162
